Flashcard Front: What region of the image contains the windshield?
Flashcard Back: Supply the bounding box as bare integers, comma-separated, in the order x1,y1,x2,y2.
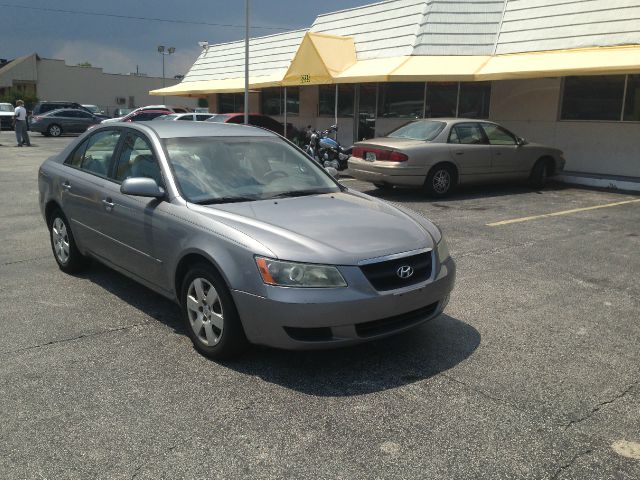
163,136,341,204
387,120,446,141
0,104,13,112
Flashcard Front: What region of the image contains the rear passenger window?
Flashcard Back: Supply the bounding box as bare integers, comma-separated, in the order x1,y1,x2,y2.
80,130,122,177
65,140,89,168
449,123,486,145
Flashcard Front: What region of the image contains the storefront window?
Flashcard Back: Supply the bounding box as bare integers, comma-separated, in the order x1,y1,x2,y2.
377,82,424,118
260,87,299,116
426,82,457,118
458,82,491,119
261,88,281,116
561,75,625,121
218,93,244,113
623,74,640,121
318,84,354,116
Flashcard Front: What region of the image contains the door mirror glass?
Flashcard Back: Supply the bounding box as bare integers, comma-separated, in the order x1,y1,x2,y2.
517,137,527,146
121,177,165,198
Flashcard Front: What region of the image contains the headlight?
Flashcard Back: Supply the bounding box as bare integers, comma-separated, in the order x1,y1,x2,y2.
436,236,450,264
255,257,347,288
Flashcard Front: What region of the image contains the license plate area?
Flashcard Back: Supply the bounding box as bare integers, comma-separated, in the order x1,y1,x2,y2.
365,152,376,162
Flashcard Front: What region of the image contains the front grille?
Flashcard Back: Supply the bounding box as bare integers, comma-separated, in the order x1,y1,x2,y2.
360,252,432,291
355,302,439,337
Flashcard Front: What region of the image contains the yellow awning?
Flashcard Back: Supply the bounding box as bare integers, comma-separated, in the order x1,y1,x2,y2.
149,74,283,96
282,32,356,86
151,43,640,96
477,45,640,80
390,56,491,81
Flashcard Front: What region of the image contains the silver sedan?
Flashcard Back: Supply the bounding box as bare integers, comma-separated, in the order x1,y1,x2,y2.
348,119,566,197
38,122,455,358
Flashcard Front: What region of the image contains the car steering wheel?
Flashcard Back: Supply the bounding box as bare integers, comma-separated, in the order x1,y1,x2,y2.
263,170,288,183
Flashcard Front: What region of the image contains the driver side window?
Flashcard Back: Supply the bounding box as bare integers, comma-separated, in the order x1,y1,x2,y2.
481,123,517,145
112,132,164,186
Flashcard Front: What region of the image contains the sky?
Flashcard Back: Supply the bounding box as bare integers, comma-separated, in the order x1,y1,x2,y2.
1,0,374,78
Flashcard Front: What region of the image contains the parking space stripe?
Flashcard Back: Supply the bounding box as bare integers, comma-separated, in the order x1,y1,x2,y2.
487,198,640,226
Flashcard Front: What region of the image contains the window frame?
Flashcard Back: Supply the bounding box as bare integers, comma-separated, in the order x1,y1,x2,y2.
447,122,489,145
64,128,124,180
479,122,518,146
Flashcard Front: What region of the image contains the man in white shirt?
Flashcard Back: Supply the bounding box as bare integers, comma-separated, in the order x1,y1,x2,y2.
13,100,31,147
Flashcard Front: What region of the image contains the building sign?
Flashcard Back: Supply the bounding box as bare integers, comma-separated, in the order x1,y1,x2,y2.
300,74,310,83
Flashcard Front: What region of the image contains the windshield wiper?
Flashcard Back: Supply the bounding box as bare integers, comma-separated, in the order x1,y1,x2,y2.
265,189,332,199
194,196,258,205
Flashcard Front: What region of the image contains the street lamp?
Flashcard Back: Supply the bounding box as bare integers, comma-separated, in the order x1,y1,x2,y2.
157,45,176,104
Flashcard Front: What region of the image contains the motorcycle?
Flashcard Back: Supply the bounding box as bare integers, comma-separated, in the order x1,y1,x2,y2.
304,125,352,171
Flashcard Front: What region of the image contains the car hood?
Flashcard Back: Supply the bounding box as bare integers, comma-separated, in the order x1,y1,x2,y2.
190,191,435,265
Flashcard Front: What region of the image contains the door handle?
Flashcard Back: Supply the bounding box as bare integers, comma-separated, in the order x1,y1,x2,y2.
62,181,72,191
454,151,464,156
102,198,115,212
495,152,502,156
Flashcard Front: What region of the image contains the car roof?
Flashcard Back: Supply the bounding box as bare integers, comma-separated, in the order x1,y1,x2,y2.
137,120,276,138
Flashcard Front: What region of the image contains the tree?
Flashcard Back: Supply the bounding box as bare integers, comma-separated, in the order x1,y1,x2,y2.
77,61,92,67
0,88,38,111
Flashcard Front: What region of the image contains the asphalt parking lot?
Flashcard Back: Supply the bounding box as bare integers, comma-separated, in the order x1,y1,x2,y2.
1,135,639,479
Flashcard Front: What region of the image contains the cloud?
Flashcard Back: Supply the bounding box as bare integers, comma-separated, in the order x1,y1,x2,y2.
50,41,199,78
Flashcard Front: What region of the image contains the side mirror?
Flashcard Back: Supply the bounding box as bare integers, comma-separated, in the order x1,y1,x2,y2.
516,137,527,146
325,167,338,178
121,177,165,199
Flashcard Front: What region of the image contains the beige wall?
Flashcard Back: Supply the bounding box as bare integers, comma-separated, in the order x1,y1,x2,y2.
35,59,198,114
489,77,640,177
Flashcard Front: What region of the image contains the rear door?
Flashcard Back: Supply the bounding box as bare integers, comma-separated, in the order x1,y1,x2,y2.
59,129,123,256
479,122,526,177
447,122,492,178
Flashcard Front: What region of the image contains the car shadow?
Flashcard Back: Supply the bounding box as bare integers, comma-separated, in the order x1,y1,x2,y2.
357,180,569,203
222,314,480,397
80,264,480,397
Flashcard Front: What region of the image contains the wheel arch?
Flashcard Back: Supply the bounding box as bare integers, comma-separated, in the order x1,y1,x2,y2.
173,250,230,302
427,161,459,185
44,200,63,227
534,155,556,175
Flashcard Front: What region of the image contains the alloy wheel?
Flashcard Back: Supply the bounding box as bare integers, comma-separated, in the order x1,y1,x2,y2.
186,277,224,346
432,169,451,194
49,125,61,137
51,218,70,264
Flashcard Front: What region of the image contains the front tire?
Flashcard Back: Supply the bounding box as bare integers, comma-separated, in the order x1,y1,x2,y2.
181,263,248,359
48,124,62,137
530,159,550,189
425,164,456,198
49,209,87,273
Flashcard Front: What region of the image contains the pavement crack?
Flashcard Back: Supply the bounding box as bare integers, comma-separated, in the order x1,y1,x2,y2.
550,448,594,480
456,241,535,259
0,255,50,267
0,321,151,357
562,380,638,431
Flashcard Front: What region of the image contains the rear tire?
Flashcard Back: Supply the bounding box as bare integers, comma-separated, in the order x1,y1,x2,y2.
48,209,87,273
530,159,551,189
425,164,456,198
48,124,62,137
181,263,248,359
373,183,393,191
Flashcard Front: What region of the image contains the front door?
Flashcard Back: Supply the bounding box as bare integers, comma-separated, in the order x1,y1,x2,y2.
479,122,525,177
99,130,169,287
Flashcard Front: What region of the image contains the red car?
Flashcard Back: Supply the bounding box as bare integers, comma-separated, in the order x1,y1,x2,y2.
206,113,298,140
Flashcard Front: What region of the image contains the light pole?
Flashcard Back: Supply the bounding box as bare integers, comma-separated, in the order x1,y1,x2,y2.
244,0,250,125
157,45,176,104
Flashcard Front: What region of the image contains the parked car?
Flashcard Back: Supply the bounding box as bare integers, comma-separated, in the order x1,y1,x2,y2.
206,113,298,140
102,109,173,124
30,108,102,136
0,102,14,130
348,119,566,197
113,108,133,118
32,101,92,117
38,122,455,359
153,113,214,122
102,105,191,123
82,104,104,115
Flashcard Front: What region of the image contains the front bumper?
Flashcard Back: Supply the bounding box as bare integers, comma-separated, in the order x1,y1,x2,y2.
232,257,456,349
348,157,426,186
